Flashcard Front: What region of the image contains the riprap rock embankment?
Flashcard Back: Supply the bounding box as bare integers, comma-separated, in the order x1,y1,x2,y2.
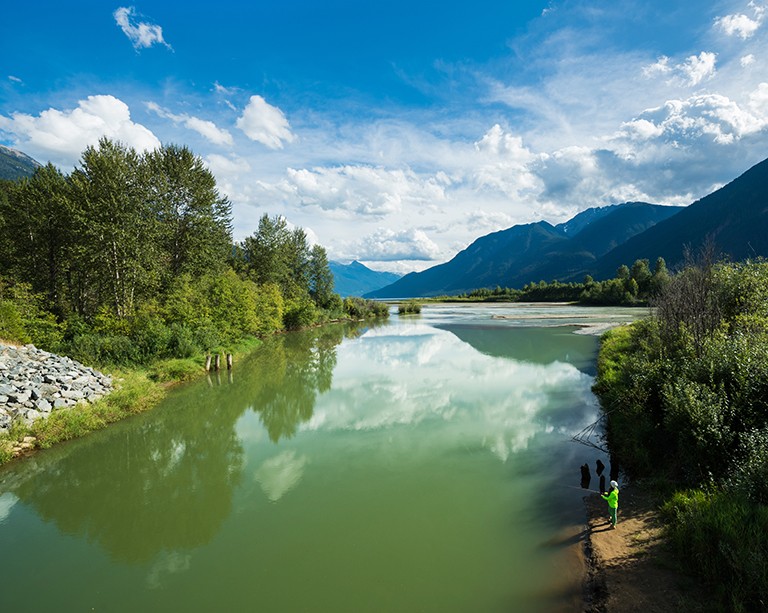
0,343,112,433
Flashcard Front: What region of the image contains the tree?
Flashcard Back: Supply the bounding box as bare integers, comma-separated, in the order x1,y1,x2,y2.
308,244,335,308
70,138,160,320
0,164,74,314
143,145,232,285
241,214,292,288
650,257,670,297
630,259,652,296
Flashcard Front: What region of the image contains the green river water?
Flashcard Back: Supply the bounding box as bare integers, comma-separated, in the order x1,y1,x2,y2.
0,304,640,612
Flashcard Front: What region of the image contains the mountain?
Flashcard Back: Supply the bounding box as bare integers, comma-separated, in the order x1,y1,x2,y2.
555,204,621,235
590,157,768,278
0,145,40,181
367,202,681,298
529,202,683,282
366,221,569,298
329,260,402,297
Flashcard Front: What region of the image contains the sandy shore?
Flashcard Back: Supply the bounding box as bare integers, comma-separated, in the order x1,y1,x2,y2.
578,486,708,612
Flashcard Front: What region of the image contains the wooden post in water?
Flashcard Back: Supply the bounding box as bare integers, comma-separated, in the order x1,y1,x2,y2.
205,355,212,372
226,353,233,370
214,354,221,371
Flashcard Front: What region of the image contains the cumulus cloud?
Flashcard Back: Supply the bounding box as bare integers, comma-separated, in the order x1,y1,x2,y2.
715,12,762,39
741,54,756,67
338,228,442,262
114,6,172,50
277,165,447,219
236,95,295,149
205,153,251,176
643,52,717,87
471,124,541,199
627,91,768,145
146,102,233,146
0,94,160,167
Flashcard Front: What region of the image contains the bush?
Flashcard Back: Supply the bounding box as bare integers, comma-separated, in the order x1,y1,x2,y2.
398,301,422,315
166,323,199,358
662,490,768,612
283,297,317,330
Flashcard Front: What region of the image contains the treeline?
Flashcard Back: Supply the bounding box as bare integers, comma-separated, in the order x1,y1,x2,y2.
593,252,768,611
0,138,385,366
457,257,671,304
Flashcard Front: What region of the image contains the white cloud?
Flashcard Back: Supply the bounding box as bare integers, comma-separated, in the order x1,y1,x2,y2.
642,56,673,78
146,102,233,146
632,92,768,145
471,124,541,199
0,94,160,167
618,118,665,141
643,52,717,87
114,6,171,50
8,75,22,83
716,13,762,39
278,165,447,219
205,153,251,176
236,95,295,149
338,228,442,262
681,52,718,86
741,54,756,66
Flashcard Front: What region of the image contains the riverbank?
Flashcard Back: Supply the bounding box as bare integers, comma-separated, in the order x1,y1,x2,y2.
0,342,113,432
0,336,265,465
580,485,711,612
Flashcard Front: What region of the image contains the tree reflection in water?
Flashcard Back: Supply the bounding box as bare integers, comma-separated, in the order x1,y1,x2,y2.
3,322,367,563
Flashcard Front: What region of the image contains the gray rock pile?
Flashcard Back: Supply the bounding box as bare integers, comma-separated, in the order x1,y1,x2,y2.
0,343,112,433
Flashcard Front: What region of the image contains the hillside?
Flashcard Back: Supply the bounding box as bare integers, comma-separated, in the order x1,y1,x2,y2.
0,145,40,180
367,202,680,298
329,260,402,297
590,157,768,278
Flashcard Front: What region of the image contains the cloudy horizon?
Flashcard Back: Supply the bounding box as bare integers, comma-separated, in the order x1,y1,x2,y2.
2,0,768,273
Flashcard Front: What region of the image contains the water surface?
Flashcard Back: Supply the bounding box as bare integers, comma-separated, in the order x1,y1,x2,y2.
0,304,639,611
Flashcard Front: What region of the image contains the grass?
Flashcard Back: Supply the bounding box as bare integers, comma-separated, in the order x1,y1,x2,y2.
0,336,264,465
661,489,768,612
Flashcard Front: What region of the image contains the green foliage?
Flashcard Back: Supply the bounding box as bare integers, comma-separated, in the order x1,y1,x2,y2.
148,358,202,382
283,295,318,330
0,299,28,343
0,279,64,349
343,297,390,319
398,301,422,315
662,490,768,612
594,259,768,610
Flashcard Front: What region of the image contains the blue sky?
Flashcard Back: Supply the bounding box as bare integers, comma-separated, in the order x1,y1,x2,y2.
2,1,768,272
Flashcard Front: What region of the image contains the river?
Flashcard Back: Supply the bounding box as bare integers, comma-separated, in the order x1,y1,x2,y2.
0,303,641,612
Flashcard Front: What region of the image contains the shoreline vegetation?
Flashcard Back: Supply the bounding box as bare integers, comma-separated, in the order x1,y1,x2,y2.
0,138,389,464
592,254,768,612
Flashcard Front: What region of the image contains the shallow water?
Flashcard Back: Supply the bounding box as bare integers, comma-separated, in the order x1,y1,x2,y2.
0,304,637,612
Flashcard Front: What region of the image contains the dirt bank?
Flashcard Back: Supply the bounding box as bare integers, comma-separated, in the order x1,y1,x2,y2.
581,486,710,612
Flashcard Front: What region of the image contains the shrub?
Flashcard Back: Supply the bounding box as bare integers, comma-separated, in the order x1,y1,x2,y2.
398,301,422,315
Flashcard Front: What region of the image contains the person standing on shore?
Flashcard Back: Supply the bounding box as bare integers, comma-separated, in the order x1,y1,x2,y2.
601,480,619,528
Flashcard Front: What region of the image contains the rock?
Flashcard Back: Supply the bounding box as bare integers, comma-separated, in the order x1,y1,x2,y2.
23,409,41,425
61,389,84,401
0,342,113,430
35,398,52,413
10,391,31,404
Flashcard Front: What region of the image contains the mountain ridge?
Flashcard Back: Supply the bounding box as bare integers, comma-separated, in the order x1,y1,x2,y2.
0,145,41,181
366,201,681,298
